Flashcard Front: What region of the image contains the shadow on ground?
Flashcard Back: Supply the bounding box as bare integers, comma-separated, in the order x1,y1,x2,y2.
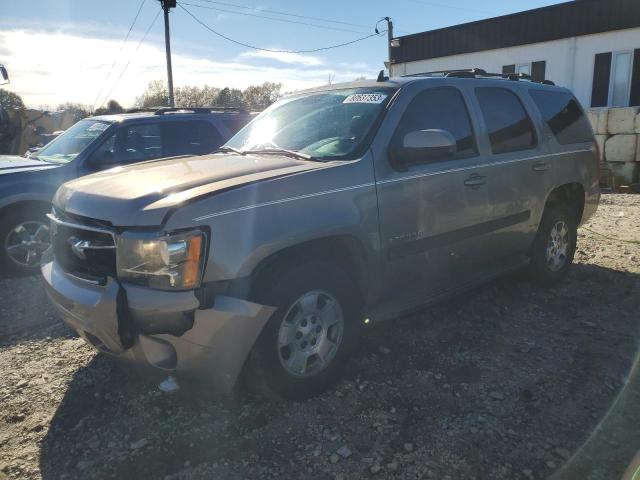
39,263,640,479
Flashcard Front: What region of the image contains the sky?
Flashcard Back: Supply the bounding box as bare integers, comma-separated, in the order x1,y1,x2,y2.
0,0,562,109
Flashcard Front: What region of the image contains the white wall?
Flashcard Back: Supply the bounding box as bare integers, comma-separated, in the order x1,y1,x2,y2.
390,27,640,108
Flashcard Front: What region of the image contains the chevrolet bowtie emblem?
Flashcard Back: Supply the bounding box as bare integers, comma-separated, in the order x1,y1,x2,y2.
67,236,90,260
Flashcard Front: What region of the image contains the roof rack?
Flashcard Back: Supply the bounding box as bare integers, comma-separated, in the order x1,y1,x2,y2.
124,106,249,115
401,68,555,85
153,106,248,115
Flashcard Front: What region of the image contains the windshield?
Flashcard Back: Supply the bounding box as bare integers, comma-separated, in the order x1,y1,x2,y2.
225,87,395,160
35,119,112,164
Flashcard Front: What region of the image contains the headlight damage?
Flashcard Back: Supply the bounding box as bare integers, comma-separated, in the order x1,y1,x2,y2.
116,230,205,289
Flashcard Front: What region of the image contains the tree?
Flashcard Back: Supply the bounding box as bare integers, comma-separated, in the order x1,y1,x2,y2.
94,99,124,115
0,89,25,110
57,102,91,122
134,80,169,108
215,87,245,108
134,80,282,112
243,82,282,111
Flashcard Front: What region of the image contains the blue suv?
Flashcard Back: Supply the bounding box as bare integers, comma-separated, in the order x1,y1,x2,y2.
0,107,253,273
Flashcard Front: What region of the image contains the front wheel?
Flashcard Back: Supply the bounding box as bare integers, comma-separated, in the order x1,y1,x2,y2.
0,205,51,275
528,205,577,286
254,262,361,399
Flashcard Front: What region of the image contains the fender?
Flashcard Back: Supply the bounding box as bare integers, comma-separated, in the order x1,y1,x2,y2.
0,191,54,210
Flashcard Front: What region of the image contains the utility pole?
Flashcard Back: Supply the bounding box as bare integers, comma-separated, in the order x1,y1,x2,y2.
385,17,394,67
379,17,395,77
160,0,176,107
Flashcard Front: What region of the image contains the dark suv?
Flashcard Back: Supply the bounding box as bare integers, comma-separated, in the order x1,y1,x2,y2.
0,107,253,273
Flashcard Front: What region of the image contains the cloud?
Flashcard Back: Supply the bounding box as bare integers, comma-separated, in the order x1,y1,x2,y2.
0,28,374,108
238,50,324,67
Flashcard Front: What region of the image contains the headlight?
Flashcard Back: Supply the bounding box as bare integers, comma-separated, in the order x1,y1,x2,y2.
116,230,205,290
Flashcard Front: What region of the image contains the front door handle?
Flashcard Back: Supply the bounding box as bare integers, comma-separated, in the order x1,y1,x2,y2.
532,161,551,172
464,174,487,187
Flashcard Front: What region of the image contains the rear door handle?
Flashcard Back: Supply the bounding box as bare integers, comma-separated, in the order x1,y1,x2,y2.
464,174,487,187
532,161,551,172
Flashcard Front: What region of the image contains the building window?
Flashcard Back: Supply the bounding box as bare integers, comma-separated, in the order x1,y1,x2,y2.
502,61,545,82
610,51,633,107
592,50,640,107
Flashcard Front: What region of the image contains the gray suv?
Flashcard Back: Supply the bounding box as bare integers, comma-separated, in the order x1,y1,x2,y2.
42,73,600,399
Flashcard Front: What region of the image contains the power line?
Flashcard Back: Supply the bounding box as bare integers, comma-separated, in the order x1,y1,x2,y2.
190,0,372,30
92,0,147,111
98,8,161,109
181,1,368,34
178,3,385,54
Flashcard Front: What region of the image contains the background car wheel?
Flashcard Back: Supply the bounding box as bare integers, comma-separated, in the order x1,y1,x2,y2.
254,261,362,400
0,205,51,275
528,205,577,286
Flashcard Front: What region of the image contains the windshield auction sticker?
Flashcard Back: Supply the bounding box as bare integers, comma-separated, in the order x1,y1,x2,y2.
343,93,388,104
87,122,109,132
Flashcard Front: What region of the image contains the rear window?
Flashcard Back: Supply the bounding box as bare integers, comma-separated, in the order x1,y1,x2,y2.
475,87,537,155
529,90,593,145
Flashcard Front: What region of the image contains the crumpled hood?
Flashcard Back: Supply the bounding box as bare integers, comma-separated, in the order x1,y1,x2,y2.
54,153,324,227
0,155,59,175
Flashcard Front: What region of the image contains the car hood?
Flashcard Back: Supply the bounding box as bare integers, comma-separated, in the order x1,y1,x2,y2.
0,155,60,175
54,153,325,227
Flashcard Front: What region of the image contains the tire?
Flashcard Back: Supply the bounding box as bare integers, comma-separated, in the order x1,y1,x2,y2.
253,261,362,400
0,204,51,275
528,205,577,286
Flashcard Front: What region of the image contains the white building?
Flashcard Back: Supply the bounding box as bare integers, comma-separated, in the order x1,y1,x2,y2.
389,0,640,108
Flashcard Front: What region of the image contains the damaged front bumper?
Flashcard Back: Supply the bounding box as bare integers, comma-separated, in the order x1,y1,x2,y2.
42,260,275,393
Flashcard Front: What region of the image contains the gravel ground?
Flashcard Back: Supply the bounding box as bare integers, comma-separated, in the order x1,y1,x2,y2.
1,193,639,480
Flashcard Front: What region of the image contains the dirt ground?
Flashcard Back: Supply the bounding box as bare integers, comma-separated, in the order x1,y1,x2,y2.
1,193,639,480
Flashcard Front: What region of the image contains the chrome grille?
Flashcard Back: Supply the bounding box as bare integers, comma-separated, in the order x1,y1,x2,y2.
48,213,116,284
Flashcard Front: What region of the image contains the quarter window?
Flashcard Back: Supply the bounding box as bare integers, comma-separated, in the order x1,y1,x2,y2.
393,87,478,160
165,121,223,156
475,87,536,154
529,90,593,145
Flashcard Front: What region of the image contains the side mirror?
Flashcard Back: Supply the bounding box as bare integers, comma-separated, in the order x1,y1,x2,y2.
0,65,9,84
390,129,456,170
86,150,114,171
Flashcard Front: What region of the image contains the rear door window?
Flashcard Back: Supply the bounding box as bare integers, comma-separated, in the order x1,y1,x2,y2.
529,90,593,144
475,87,537,154
120,124,164,163
164,120,223,156
393,87,478,160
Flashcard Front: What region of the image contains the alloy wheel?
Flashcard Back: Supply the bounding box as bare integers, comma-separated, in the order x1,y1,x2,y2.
4,221,51,268
545,220,570,272
277,290,344,378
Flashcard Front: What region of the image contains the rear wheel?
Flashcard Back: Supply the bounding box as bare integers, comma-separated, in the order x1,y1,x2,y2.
528,205,577,286
254,262,361,399
0,205,51,275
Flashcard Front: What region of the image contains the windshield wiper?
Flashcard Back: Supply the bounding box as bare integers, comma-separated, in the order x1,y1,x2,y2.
214,146,247,155
29,155,54,163
245,148,319,162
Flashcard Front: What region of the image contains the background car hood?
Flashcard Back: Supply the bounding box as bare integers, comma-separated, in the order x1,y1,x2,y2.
54,153,324,227
0,155,59,175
